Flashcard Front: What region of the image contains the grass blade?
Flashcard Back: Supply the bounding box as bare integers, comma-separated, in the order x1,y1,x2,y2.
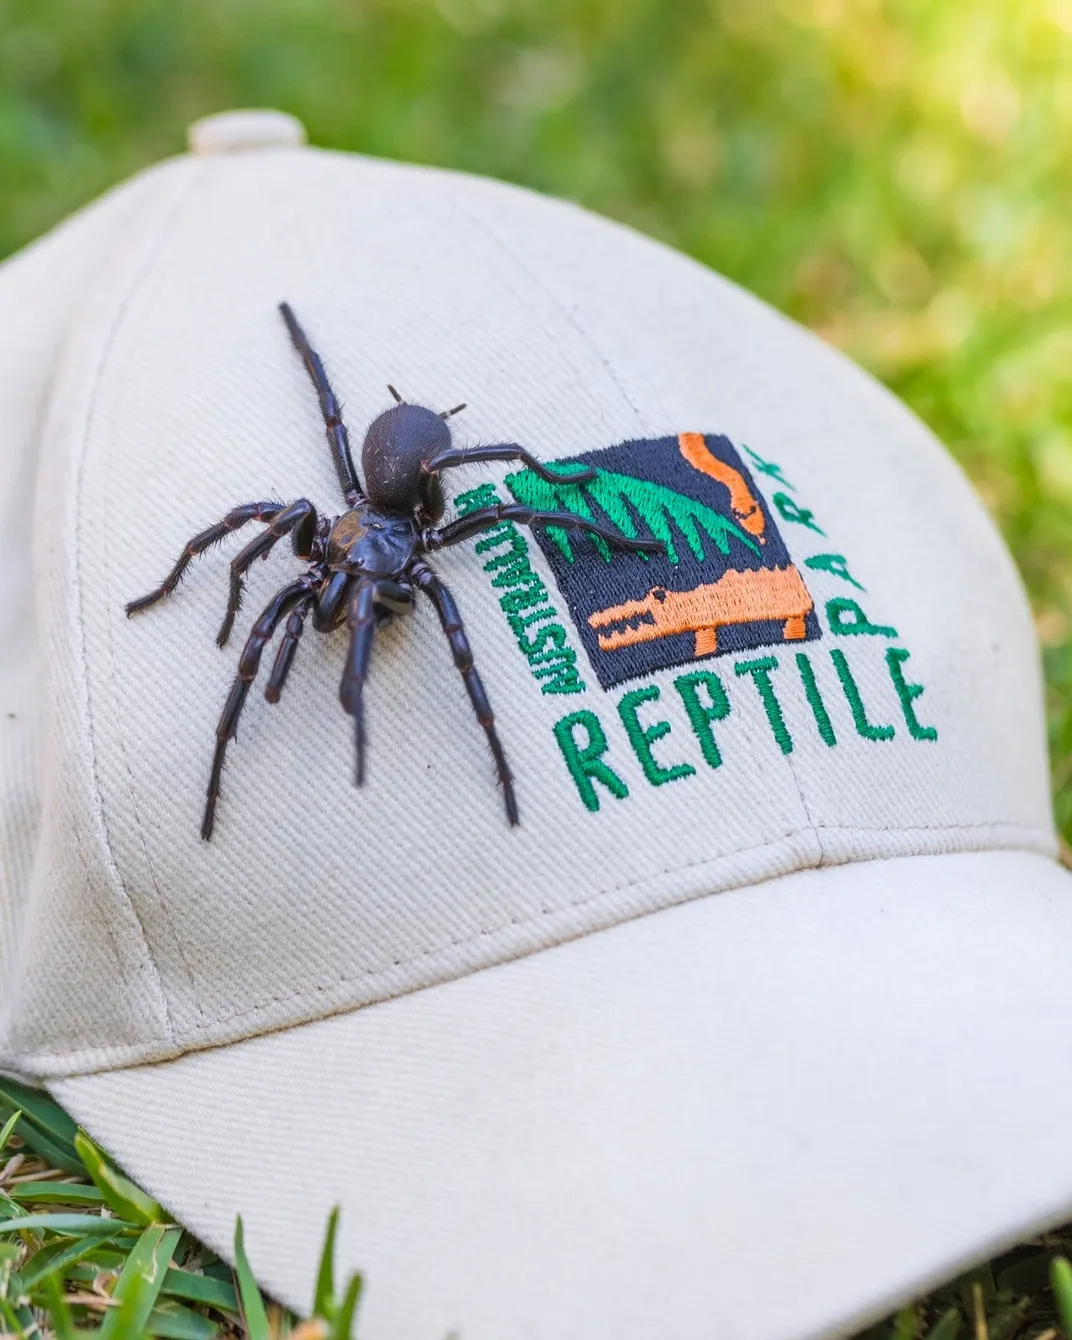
331,1272,363,1340
98,1223,181,1340
925,1307,962,1340
0,1112,83,1175
161,1265,239,1311
233,1216,270,1340
42,1272,78,1340
1050,1256,1072,1339
75,1129,165,1225
0,1110,21,1160
0,1081,81,1174
0,1213,136,1236
145,1297,221,1339
0,1294,28,1336
891,1303,918,1340
0,1080,78,1145
9,1183,104,1206
18,1231,119,1290
313,1207,340,1320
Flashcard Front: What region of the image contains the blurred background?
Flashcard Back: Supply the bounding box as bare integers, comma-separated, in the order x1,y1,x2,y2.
2,0,1070,838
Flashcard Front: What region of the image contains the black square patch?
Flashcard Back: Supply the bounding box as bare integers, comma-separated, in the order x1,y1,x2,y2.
503,433,821,690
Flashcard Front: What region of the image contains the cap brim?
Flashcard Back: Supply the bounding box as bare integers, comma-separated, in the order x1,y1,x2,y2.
53,849,1072,1340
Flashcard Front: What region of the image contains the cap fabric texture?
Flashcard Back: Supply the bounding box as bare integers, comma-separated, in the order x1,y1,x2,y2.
1,109,1071,1340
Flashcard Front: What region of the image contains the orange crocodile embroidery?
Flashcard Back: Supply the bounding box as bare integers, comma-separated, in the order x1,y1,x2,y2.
588,564,814,658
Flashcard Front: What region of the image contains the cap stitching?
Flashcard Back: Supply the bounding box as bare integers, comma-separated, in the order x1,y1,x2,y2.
183,819,1052,1035
70,158,214,1047
449,185,826,856
23,820,1053,1072
446,186,649,423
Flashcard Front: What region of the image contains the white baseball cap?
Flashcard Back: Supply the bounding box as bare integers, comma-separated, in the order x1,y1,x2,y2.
2,107,1071,1340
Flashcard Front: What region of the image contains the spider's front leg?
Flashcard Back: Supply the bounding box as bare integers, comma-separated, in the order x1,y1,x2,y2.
424,504,665,556
125,501,286,615
410,558,518,826
420,443,596,486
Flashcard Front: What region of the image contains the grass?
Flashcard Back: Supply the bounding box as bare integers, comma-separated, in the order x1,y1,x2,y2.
0,1079,360,1339
1,0,1071,1335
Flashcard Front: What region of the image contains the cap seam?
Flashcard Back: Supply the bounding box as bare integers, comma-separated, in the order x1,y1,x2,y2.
448,183,828,856
446,185,649,426
21,823,1055,1077
152,820,1057,1039
69,156,214,1049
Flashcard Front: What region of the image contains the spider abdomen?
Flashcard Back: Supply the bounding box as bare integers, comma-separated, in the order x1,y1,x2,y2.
327,505,418,578
362,403,451,512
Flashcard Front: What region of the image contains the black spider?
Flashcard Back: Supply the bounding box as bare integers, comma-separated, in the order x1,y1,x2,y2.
127,303,663,838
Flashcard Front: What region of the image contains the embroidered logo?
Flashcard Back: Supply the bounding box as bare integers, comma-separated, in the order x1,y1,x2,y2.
503,433,820,689
459,431,937,815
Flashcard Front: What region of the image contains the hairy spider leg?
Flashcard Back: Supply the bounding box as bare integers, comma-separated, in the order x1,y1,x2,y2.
204,579,309,841
411,560,519,827
265,591,317,704
426,504,666,555
125,501,285,615
340,580,377,786
420,443,597,486
279,302,363,505
217,498,318,648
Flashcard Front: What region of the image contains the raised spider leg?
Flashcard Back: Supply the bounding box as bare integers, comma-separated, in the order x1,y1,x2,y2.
411,559,518,826
203,579,309,840
279,302,364,506
217,498,318,649
421,443,596,486
425,504,665,555
125,502,285,615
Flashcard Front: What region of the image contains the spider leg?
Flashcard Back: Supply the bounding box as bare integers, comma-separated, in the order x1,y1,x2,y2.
339,579,377,787
279,302,364,506
217,498,318,648
425,504,665,556
203,579,309,840
411,559,518,826
265,591,316,704
420,443,596,486
125,501,285,615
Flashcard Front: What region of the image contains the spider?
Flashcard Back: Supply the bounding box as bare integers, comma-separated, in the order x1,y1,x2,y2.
127,303,664,838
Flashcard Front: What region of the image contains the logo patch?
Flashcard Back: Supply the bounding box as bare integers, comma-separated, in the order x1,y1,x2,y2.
504,433,821,689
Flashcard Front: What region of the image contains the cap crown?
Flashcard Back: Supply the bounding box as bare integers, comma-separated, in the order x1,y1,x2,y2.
0,145,1053,1078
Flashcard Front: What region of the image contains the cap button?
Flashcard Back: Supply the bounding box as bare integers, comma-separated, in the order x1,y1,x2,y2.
187,110,307,156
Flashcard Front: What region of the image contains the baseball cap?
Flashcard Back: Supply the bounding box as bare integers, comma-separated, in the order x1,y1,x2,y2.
1,106,1071,1340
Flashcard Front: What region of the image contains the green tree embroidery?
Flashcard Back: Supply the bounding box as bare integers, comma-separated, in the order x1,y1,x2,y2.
504,464,759,566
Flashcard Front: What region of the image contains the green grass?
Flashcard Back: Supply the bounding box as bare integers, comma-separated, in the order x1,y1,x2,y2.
2,0,1071,1335
0,1080,360,1338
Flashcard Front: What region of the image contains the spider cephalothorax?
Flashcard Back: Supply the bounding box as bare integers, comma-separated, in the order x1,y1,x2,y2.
127,303,663,838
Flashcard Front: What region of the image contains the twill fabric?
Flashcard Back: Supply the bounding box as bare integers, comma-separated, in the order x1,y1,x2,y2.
0,126,1068,1340
0,147,1050,1077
